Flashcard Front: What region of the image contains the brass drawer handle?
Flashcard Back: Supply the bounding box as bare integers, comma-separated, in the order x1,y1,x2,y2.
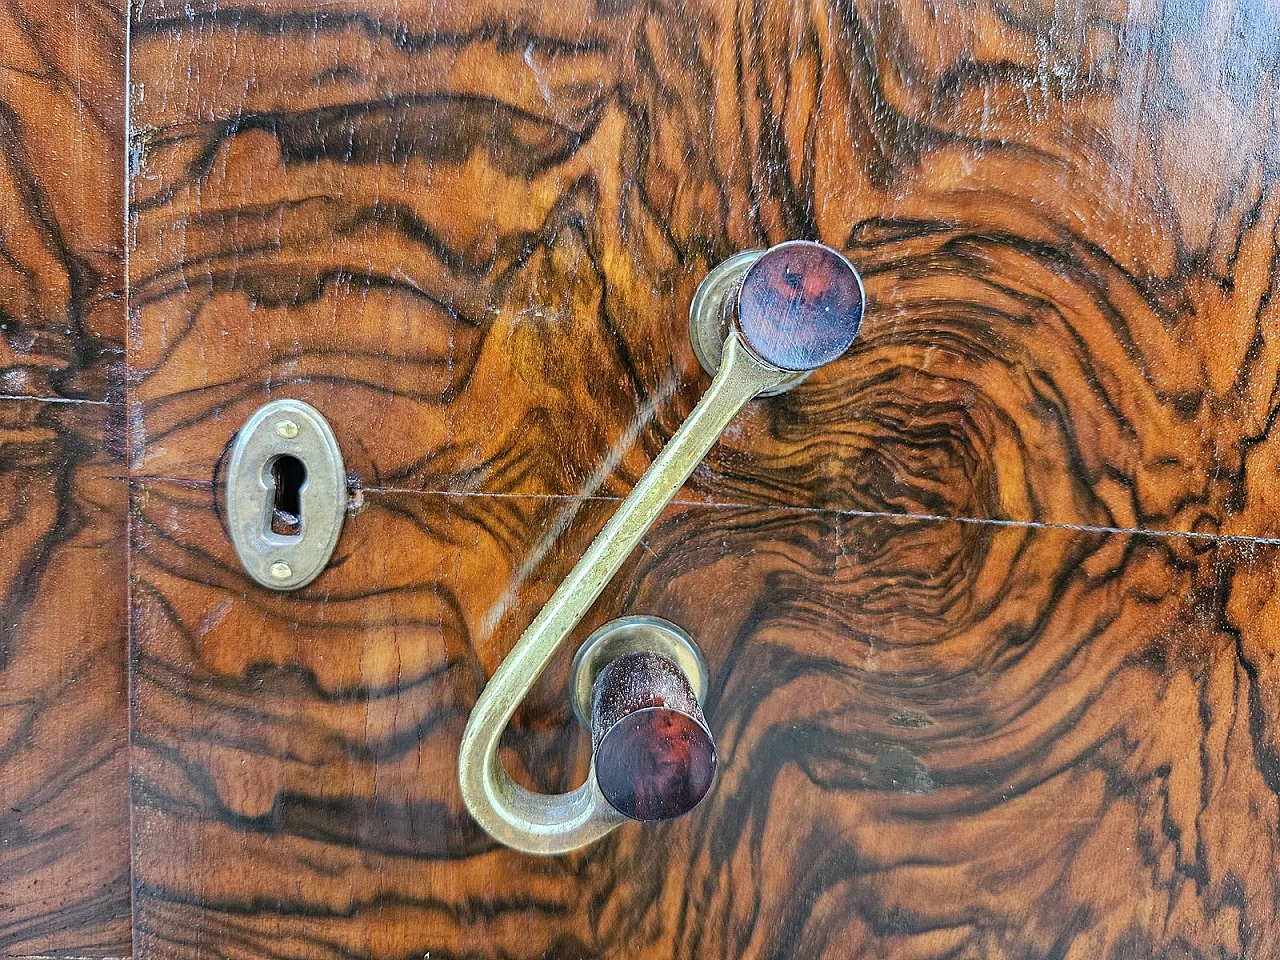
458,241,865,854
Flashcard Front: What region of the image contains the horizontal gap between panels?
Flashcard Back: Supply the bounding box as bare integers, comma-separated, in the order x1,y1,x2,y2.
122,476,1280,549
0,394,118,407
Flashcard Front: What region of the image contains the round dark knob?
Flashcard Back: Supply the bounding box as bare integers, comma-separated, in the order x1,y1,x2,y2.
735,239,865,372
591,651,716,822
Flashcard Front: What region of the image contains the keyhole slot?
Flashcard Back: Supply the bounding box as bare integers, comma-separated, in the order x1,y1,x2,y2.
269,455,306,537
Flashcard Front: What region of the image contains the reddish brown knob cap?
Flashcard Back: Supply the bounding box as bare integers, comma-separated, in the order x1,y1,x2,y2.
735,240,865,372
591,652,716,822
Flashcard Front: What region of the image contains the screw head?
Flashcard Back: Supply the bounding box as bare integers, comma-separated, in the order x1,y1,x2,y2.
275,420,299,439
269,560,293,580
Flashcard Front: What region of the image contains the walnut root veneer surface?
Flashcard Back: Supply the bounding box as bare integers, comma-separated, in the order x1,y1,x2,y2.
0,0,129,955
6,0,1280,958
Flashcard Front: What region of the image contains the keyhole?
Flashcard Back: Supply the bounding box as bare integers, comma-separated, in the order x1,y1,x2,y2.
270,455,306,537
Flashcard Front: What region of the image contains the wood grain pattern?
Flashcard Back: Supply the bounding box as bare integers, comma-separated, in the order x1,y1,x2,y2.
129,0,1280,535
0,401,129,958
0,0,129,957
126,1,1280,959
131,484,1280,958
0,0,124,402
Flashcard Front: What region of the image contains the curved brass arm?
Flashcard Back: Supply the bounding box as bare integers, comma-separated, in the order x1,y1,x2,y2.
458,333,787,853
458,241,865,854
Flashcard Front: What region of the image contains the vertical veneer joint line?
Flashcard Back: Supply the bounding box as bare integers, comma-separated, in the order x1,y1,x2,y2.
121,4,138,956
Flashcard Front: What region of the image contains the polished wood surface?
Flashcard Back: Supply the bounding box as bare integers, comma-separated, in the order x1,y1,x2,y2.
0,403,128,959
0,0,128,956
131,488,1280,958
122,0,1280,958
127,1,1280,532
0,0,124,403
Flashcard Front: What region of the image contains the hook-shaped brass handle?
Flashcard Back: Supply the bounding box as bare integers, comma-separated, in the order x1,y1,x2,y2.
458,241,866,854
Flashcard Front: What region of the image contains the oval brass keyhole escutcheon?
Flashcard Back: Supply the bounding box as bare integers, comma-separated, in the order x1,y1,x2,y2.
226,399,346,590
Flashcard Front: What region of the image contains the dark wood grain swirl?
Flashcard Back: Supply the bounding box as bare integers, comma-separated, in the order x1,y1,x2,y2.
126,1,1280,959
128,0,1280,535
0,402,129,958
0,0,124,402
0,0,128,957
130,482,1280,958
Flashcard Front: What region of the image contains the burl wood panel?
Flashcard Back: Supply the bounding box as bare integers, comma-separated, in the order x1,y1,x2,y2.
0,0,125,403
129,0,1280,536
127,1,1280,959
0,403,129,958
132,487,1280,958
0,0,129,957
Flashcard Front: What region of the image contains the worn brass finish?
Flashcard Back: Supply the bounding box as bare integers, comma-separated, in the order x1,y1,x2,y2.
226,399,347,590
569,615,709,730
457,332,789,854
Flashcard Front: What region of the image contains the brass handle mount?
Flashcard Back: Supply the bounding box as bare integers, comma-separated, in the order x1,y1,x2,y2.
576,615,715,822
459,240,866,854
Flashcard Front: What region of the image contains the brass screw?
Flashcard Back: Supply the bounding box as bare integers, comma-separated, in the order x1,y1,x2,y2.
269,560,293,580
275,420,299,439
